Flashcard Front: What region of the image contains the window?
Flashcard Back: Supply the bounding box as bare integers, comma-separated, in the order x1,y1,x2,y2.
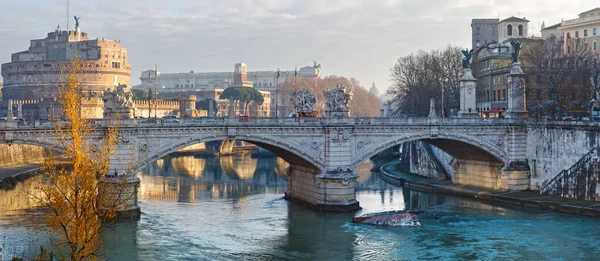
518,24,524,36
567,32,571,39
594,41,597,51
502,90,506,100
476,26,480,31
594,28,597,35
493,91,497,101
576,31,579,38
507,24,513,36
585,30,588,37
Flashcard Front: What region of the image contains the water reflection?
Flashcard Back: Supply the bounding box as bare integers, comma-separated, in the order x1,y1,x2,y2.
139,155,287,203
2,155,600,260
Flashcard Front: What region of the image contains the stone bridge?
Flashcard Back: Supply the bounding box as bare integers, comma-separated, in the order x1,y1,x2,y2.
1,62,598,213
3,116,597,213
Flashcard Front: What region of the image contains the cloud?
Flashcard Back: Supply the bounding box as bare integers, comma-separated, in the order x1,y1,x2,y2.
0,0,598,94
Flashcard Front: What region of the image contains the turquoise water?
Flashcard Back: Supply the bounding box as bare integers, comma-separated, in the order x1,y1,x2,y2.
1,155,600,260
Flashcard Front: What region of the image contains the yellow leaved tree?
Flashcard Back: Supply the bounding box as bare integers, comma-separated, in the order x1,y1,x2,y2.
32,56,130,260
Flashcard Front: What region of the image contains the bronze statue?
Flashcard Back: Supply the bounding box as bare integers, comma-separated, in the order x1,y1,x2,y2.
510,40,522,63
74,16,81,28
461,49,473,69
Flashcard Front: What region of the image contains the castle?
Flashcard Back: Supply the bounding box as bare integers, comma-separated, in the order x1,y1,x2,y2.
0,18,131,119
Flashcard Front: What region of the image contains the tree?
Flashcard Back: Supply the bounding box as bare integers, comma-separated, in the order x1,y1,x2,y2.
131,88,148,100
32,56,127,260
525,34,594,119
388,46,462,117
219,87,264,116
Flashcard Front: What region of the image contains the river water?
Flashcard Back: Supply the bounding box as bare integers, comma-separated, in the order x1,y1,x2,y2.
1,155,600,260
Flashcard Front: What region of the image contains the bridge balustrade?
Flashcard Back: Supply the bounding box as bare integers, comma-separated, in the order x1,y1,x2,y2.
3,117,600,130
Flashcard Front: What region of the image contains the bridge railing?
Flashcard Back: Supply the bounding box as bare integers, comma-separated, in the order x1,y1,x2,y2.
5,117,600,130
540,147,600,200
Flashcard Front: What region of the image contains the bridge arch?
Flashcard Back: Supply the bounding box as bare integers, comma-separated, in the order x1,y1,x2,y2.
351,133,508,169
133,134,323,175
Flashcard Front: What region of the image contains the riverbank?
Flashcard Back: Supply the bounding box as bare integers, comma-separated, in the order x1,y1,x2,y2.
0,163,41,190
380,161,600,218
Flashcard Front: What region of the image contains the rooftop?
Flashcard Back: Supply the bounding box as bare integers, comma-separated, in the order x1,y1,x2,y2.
579,7,600,17
541,23,561,31
499,16,530,23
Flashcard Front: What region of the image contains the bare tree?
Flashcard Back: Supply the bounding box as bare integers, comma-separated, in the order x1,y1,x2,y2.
525,34,594,119
388,46,462,117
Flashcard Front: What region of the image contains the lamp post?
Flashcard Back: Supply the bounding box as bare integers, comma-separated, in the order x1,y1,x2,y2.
276,68,280,118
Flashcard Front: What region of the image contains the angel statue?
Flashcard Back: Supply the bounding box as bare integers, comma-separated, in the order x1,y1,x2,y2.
74,16,81,28
510,40,522,63
461,49,473,69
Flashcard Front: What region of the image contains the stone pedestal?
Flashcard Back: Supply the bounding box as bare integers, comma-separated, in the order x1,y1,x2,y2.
326,109,350,118
284,165,360,212
458,68,478,118
428,98,438,118
227,99,235,118
6,99,15,121
506,63,528,119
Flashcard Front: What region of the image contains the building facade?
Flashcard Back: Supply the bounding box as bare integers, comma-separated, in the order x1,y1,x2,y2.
135,62,318,117
559,8,600,56
498,16,530,44
541,22,562,40
471,18,499,51
473,43,512,115
1,22,131,102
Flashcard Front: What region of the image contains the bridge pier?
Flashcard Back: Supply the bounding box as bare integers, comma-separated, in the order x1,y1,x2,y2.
284,165,360,212
99,176,141,218
453,160,529,190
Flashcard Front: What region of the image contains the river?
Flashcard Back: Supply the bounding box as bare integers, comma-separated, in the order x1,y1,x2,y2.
1,155,600,260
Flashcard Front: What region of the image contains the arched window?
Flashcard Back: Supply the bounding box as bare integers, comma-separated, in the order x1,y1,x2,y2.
518,25,524,36
507,24,513,36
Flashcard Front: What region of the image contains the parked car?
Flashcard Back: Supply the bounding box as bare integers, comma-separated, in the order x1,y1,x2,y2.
162,115,180,123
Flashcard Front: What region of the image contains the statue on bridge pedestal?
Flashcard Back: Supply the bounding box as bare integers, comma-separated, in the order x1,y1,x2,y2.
461,49,473,69
102,84,135,120
324,84,352,118
292,89,316,115
510,40,522,63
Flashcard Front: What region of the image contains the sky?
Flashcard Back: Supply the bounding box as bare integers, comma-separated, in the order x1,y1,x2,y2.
0,0,598,94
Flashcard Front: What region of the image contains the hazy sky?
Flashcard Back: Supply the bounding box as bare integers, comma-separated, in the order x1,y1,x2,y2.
0,0,598,94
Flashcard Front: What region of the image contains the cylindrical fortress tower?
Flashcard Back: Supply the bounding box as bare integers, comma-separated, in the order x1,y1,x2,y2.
1,24,131,102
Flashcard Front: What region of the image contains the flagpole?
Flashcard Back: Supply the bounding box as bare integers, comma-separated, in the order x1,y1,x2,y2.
294,66,298,114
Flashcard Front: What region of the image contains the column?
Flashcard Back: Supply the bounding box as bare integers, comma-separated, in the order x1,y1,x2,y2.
506,62,528,119
458,68,478,118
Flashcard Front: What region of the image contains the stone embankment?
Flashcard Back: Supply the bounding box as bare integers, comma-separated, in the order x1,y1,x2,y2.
381,161,600,218
0,144,49,189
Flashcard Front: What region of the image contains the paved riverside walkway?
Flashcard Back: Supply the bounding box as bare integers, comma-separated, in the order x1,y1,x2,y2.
380,161,600,218
0,163,41,190
0,163,41,181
